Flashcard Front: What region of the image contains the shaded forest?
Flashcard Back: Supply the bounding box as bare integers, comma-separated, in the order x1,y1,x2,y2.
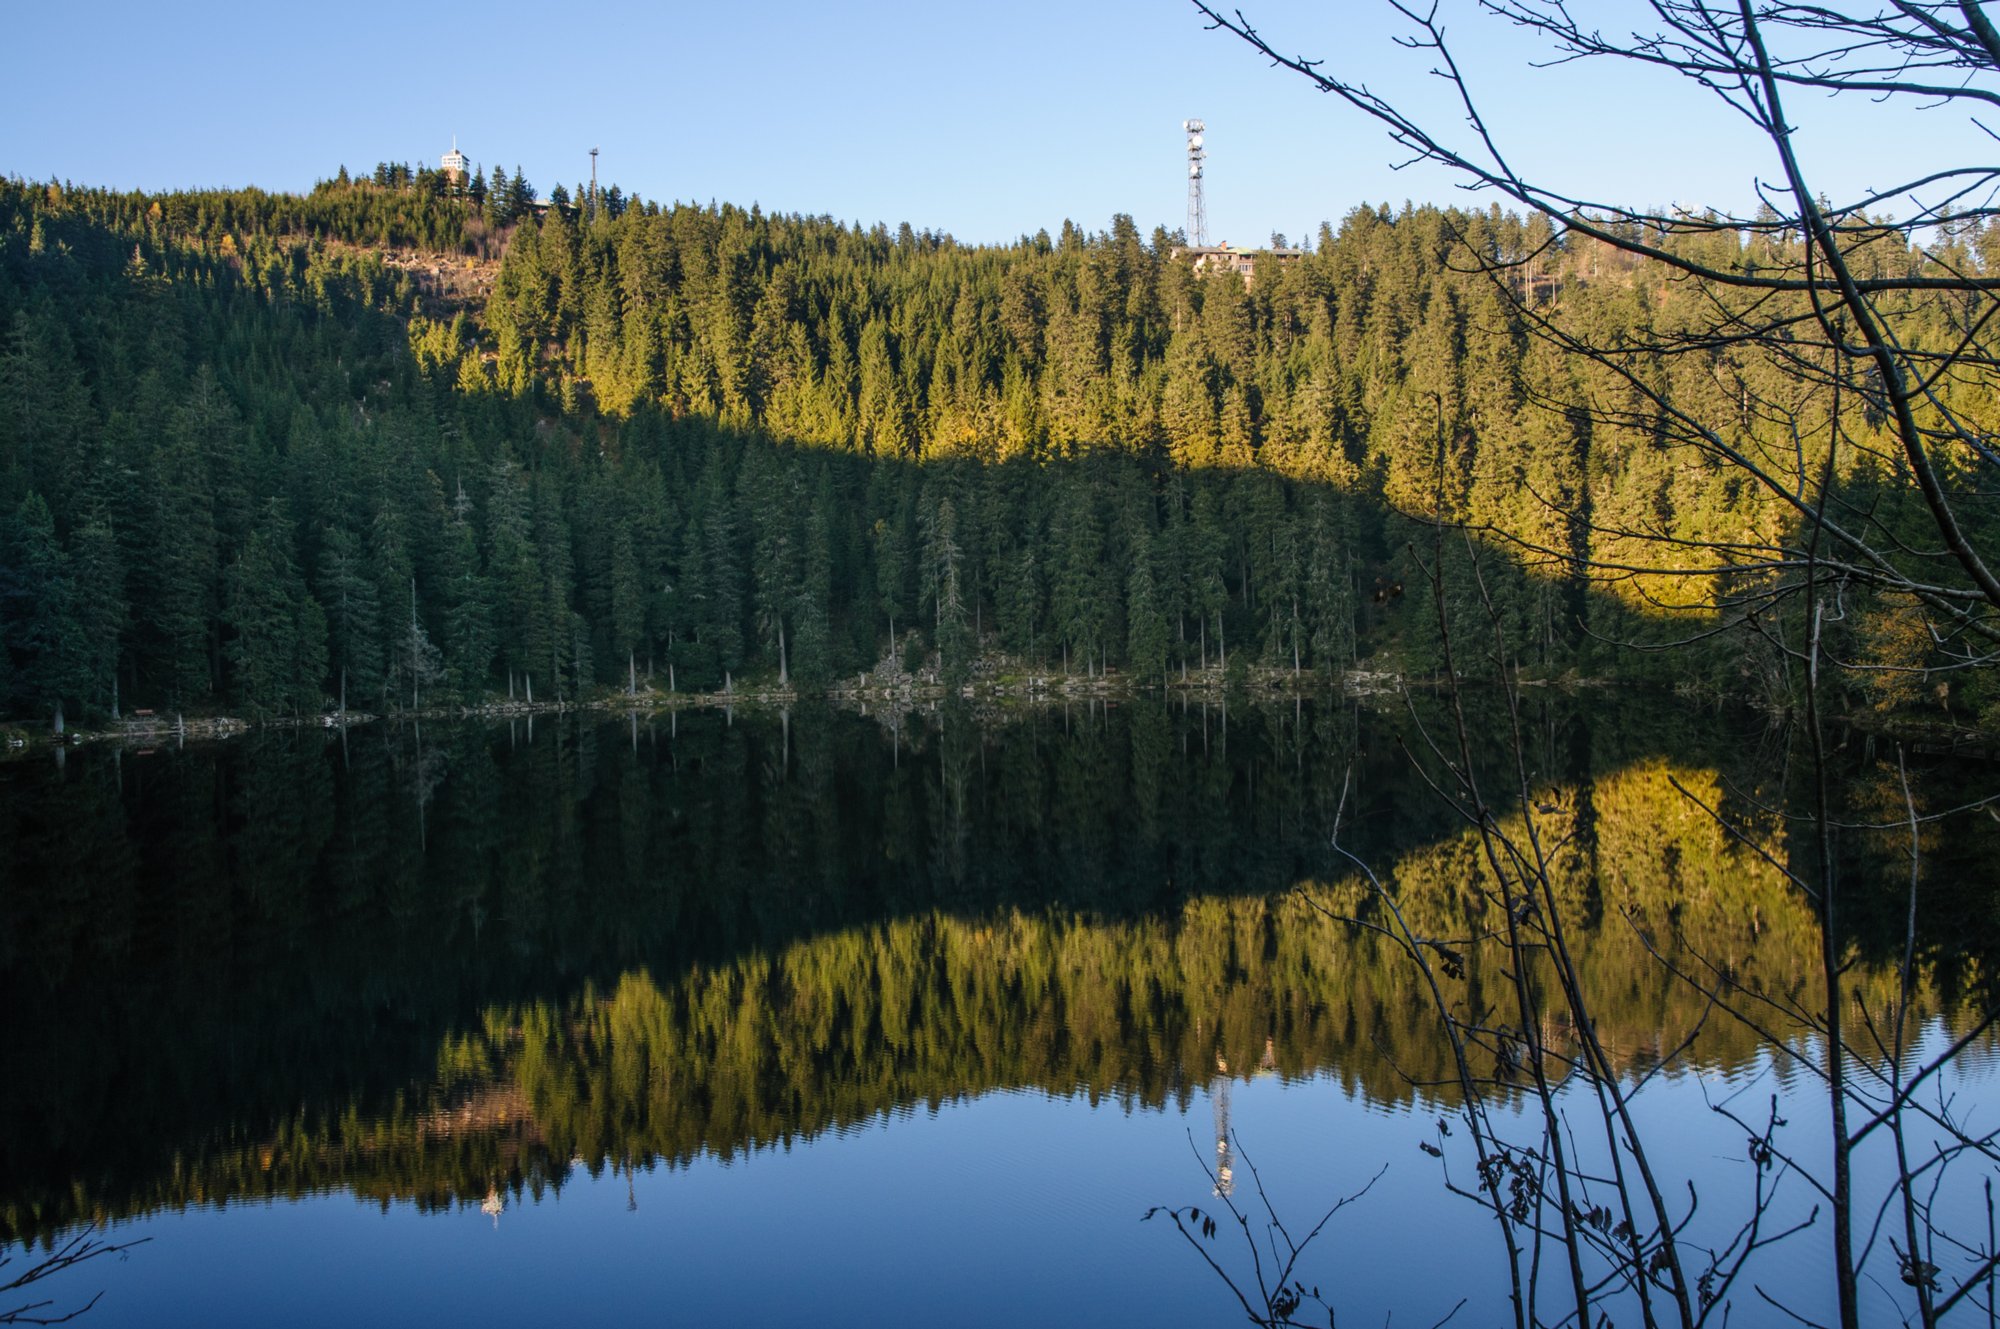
2,174,1994,725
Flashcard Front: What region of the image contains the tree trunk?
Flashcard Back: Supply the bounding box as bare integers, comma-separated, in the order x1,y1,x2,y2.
628,650,637,697
411,581,421,711
778,622,789,688
52,697,65,736
526,673,533,705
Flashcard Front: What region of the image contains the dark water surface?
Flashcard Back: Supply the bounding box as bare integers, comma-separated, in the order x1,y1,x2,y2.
4,697,1998,1327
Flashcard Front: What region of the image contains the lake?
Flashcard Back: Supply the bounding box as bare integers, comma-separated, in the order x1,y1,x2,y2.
4,695,1997,1327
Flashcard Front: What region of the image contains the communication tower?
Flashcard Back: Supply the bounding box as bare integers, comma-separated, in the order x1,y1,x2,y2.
589,147,600,215
1184,119,1208,246
1211,1053,1234,1198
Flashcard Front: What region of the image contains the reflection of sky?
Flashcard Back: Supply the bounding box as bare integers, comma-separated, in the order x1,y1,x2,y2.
64,1031,2000,1328
75,1076,1475,1329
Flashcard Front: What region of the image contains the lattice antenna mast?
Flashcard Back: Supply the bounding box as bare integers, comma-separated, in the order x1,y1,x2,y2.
589,147,600,217
1184,119,1207,246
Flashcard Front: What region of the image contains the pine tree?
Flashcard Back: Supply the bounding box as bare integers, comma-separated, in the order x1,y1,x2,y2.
608,522,646,694
999,541,1041,661
693,450,742,684
2,494,85,731
1188,486,1229,670
485,456,540,695
1048,480,1108,674
223,501,326,717
0,307,93,515
792,469,837,690
873,478,912,662
531,478,576,698
1124,520,1170,683
488,166,512,225
744,449,803,685
507,167,534,222
920,489,970,687
143,418,220,708
385,577,443,710
317,522,382,714
437,483,495,700
69,515,127,717
1303,494,1355,673
1160,331,1220,467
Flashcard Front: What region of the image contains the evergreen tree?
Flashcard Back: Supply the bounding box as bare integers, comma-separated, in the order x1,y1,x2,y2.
1303,494,1355,674
437,482,495,699
69,515,127,718
317,522,382,714
920,489,970,687
692,449,742,686
609,521,647,694
142,417,220,708
1,494,85,730
1048,480,1108,674
998,541,1042,661
873,482,912,662
792,469,837,690
744,449,803,685
223,501,327,717
485,456,541,696
1124,520,1171,683
488,165,512,225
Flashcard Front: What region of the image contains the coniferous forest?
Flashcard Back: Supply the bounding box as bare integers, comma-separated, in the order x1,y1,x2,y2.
2,171,1994,727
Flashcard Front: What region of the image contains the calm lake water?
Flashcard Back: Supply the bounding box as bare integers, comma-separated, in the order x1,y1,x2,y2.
4,696,1998,1327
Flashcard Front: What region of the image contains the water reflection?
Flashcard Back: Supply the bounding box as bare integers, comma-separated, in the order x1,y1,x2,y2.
1,697,1994,1249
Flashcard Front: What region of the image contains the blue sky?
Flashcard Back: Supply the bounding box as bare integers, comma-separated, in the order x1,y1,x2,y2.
4,1,1992,245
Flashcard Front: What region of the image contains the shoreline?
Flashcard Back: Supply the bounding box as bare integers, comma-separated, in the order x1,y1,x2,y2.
4,665,1993,760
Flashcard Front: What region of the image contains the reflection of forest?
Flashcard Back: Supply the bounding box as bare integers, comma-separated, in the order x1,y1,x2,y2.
2,699,1993,1243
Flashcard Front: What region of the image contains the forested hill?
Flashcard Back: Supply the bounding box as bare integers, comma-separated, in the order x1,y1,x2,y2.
0,175,1987,727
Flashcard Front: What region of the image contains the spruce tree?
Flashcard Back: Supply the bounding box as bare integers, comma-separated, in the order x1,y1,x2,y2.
223,501,326,717
317,522,382,714
2,494,85,730
69,515,127,717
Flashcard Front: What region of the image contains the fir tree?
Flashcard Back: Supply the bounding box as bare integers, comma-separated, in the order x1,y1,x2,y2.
2,494,85,731
224,501,326,717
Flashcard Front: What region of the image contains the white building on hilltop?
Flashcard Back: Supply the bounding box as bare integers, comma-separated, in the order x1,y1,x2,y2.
440,136,470,187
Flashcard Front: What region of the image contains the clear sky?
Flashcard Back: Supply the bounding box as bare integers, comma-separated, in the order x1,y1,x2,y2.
4,0,1992,246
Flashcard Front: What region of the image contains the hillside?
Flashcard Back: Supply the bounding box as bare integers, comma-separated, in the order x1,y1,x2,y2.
0,175,1992,727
